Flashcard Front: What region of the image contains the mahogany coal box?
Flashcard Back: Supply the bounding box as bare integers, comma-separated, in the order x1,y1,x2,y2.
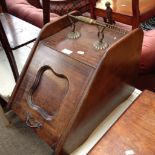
9,12,143,155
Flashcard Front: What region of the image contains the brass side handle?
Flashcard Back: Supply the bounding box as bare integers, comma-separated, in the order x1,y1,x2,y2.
26,112,42,128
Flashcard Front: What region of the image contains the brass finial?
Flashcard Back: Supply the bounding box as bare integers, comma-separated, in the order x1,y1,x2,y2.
105,1,111,8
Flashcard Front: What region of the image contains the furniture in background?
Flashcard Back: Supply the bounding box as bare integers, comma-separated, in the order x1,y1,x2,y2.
135,29,155,92
0,0,40,81
0,20,19,81
0,0,40,109
89,0,155,92
5,0,60,28
49,0,89,15
89,0,155,29
88,90,155,155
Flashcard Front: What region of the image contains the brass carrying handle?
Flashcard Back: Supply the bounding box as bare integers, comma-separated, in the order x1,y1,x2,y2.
68,14,128,34
26,112,42,128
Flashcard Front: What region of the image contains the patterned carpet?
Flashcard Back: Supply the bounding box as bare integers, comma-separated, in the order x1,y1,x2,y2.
140,16,155,30
0,111,53,155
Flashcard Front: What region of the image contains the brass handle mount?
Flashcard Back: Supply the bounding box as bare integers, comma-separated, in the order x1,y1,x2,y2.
26,112,42,128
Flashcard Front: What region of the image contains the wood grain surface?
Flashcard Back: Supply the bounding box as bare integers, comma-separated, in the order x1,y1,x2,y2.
89,90,155,155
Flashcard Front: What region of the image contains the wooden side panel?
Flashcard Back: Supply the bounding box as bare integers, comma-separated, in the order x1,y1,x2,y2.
60,29,144,154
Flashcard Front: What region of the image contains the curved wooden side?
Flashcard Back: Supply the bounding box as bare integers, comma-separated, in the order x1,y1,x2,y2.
59,28,144,155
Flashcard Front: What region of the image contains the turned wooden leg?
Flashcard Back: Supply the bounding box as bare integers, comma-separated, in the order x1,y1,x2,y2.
0,21,19,82
0,104,10,127
89,0,97,19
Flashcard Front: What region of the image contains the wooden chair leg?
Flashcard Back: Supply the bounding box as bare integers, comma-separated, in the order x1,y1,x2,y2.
0,21,19,81
132,22,140,29
0,95,7,107
132,16,140,29
89,0,97,19
0,104,10,127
